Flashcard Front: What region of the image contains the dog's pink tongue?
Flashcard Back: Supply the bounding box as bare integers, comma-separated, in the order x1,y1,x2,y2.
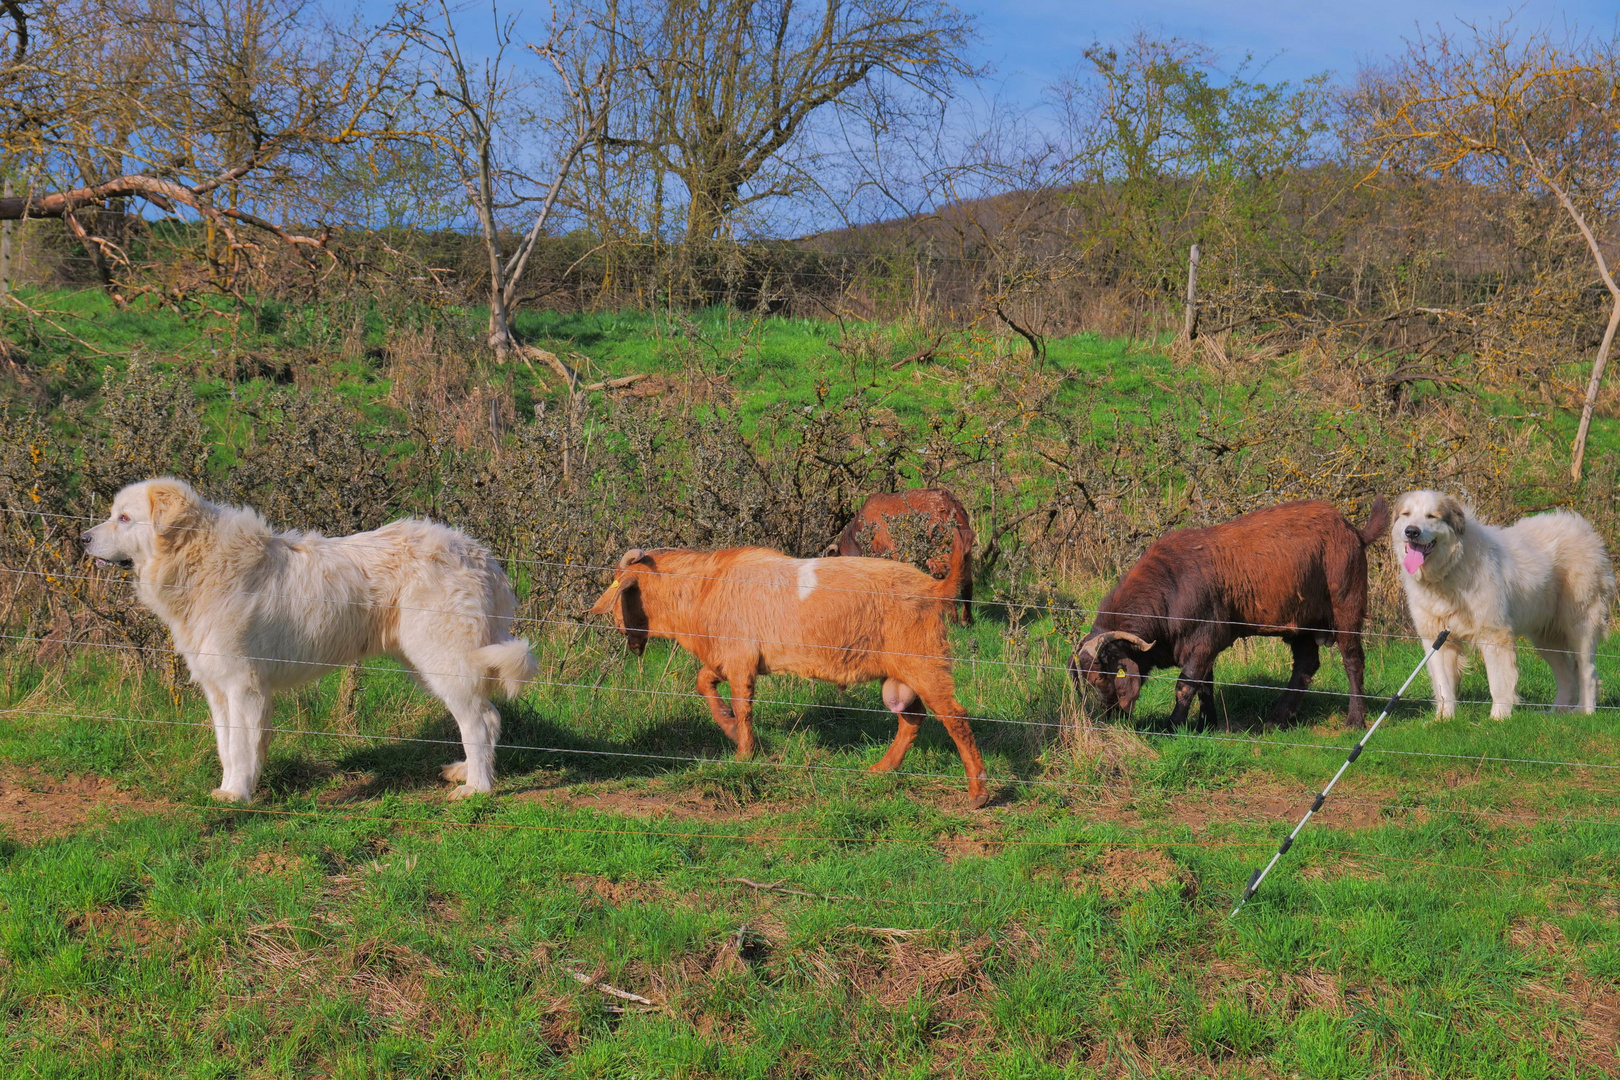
1403,546,1426,574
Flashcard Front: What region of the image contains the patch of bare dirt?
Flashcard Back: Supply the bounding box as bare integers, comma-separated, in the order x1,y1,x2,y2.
1068,848,1197,900
1523,973,1620,1073
229,921,445,1026
565,873,675,906
244,850,307,876
1559,893,1620,921
63,905,179,952
1510,917,1570,955
860,933,994,1009
0,769,169,843
1092,1032,1292,1079
1199,957,1347,1018
935,831,1002,861
1163,780,1396,832
512,784,781,821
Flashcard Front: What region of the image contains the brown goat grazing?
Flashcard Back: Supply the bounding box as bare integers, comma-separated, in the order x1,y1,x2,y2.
1069,499,1390,730
832,487,974,624
588,546,990,807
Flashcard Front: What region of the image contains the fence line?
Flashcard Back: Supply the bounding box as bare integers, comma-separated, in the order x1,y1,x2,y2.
11,628,1620,751
6,681,1620,812
0,504,1572,651
5,545,1618,668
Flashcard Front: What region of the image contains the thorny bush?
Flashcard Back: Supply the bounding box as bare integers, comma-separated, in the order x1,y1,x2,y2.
0,337,1608,675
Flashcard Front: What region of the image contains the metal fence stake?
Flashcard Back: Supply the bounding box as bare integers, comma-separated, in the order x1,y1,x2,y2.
1231,629,1450,916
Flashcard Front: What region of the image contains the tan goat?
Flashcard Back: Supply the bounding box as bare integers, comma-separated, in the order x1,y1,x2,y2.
587,546,991,807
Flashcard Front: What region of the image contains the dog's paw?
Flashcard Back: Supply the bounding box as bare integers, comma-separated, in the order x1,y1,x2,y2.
209,787,251,804
446,784,490,800
441,760,469,783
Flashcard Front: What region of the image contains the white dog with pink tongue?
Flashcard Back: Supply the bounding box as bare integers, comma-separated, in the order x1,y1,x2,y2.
1390,490,1613,720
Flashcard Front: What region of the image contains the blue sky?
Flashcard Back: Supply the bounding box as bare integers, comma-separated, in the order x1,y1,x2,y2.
963,1,1620,99
384,1,1620,96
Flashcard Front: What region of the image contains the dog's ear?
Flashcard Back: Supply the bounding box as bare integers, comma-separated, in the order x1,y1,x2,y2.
146,479,199,544
1437,494,1467,535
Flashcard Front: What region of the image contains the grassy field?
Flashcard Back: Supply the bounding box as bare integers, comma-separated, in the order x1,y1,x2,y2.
3,613,1620,1077
4,291,1620,1075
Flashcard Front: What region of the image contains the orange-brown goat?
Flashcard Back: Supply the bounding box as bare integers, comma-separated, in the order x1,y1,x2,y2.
588,546,990,807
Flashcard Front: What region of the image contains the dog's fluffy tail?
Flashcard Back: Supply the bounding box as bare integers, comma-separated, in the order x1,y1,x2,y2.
1358,496,1391,546
473,638,538,699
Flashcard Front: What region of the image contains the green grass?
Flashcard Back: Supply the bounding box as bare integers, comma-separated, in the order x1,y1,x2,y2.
6,289,1620,1073
3,620,1619,1077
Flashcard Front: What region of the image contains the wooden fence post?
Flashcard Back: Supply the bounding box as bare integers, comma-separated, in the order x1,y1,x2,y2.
0,177,13,296
1181,241,1201,342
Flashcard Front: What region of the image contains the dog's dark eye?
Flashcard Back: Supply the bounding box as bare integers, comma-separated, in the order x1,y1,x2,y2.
117,514,129,523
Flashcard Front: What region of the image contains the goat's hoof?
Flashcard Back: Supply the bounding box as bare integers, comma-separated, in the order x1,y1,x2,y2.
967,792,991,810
210,787,251,805
441,760,469,783
447,784,490,800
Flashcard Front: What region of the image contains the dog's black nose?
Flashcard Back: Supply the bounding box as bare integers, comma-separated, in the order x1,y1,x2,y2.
1404,525,1421,540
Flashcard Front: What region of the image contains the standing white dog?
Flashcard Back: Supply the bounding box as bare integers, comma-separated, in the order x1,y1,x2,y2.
81,477,537,802
1392,490,1614,719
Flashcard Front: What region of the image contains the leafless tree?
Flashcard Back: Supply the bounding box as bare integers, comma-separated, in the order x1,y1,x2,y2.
402,0,618,366
1353,17,1620,480
0,0,416,297
597,0,977,293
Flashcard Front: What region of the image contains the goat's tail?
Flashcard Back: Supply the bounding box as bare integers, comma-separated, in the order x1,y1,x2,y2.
473,638,539,699
933,525,975,625
1357,496,1391,546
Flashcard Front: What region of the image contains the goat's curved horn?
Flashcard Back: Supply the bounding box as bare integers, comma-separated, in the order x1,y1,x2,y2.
1077,630,1156,663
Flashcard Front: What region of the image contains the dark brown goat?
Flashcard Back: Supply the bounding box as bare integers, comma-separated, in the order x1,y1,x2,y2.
831,487,974,624
1069,499,1390,729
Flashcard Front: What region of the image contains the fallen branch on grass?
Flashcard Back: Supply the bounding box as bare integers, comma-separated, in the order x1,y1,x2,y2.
568,970,660,1009
519,345,648,393
890,331,951,370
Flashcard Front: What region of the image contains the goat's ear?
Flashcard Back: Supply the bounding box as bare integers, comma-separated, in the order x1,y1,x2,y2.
620,581,650,656
1438,495,1467,534
588,550,656,615
617,548,653,571
1114,657,1143,711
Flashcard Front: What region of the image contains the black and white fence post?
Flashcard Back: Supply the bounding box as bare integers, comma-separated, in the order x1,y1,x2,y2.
1230,629,1450,916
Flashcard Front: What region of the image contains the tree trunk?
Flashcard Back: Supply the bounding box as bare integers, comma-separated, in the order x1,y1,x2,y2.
472,133,515,361
1571,296,1620,482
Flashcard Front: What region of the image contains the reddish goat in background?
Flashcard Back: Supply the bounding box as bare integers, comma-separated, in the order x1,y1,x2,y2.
588,546,991,807
1069,499,1390,730
831,487,974,624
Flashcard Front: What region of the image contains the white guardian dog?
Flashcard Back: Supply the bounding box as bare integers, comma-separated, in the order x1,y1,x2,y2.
1392,490,1614,719
81,477,537,802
